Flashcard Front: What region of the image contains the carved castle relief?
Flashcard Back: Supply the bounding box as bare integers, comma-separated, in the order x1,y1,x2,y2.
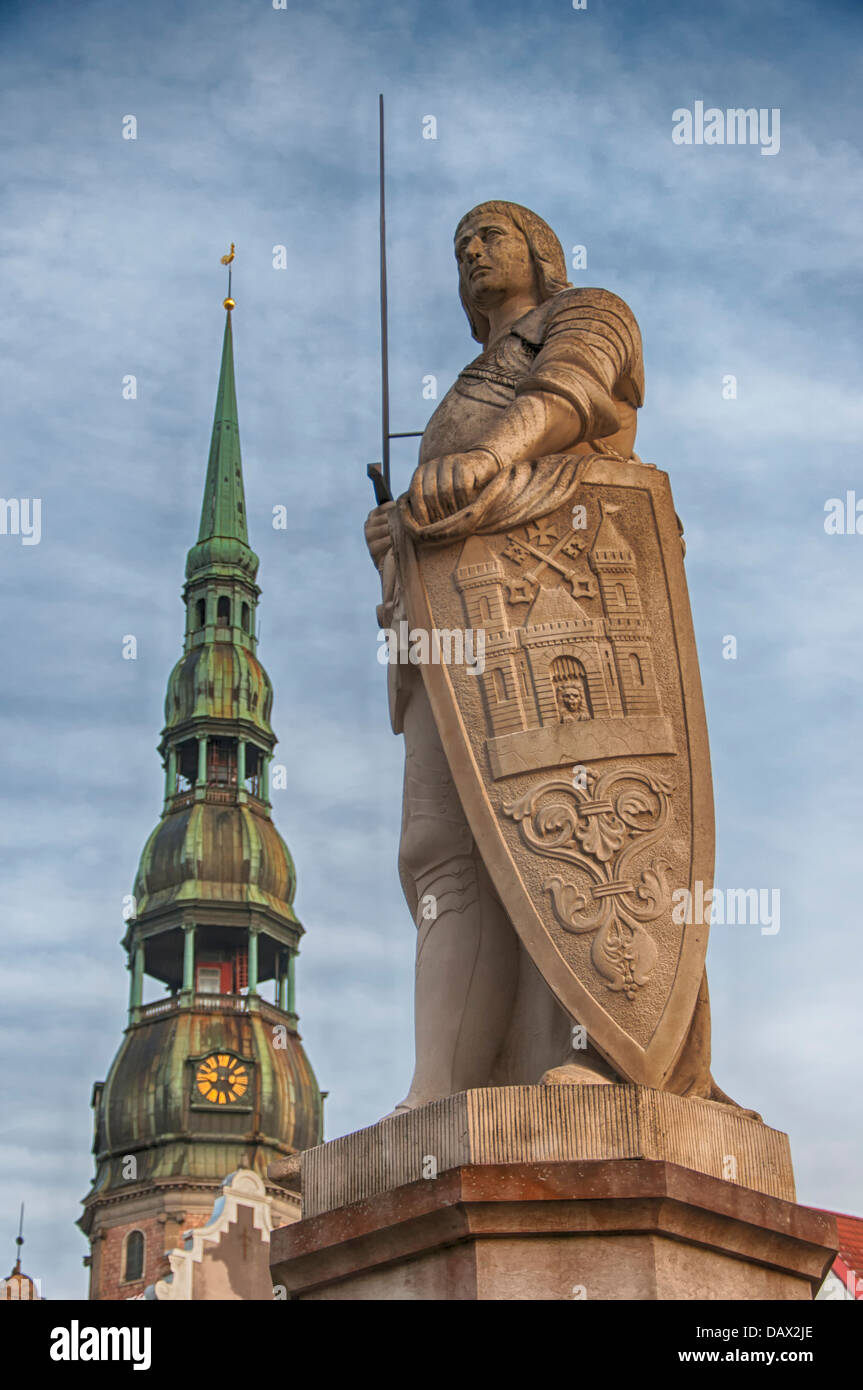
455,504,674,780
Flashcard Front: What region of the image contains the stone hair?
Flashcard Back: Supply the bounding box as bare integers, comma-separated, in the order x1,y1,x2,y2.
455,200,572,344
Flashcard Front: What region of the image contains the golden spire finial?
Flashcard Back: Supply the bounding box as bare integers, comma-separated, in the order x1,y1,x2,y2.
221,243,236,310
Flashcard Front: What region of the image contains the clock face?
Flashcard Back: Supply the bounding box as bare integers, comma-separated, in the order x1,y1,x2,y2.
194,1053,249,1105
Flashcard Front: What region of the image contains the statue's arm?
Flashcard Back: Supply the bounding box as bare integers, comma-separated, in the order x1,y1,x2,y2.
408,291,644,522
474,389,585,470
480,289,644,468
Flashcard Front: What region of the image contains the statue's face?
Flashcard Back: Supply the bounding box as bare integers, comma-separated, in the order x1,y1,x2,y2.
455,212,536,308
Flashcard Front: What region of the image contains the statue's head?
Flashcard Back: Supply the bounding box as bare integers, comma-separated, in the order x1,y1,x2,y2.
454,201,570,345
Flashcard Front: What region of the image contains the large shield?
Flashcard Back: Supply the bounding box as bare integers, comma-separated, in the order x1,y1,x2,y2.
400,455,714,1088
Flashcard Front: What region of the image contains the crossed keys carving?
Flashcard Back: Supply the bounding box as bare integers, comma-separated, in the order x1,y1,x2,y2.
503,765,675,1000
503,520,597,604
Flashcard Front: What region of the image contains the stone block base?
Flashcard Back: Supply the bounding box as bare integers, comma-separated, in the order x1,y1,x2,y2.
270,1159,836,1301
273,1085,797,1218
269,1087,836,1301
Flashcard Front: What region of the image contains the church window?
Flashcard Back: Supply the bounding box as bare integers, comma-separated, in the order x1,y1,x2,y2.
217,596,231,627
123,1230,145,1282
241,602,251,633
196,961,233,994
195,598,206,628
196,966,221,995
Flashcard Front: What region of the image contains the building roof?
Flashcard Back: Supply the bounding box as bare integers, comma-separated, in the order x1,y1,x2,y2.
829,1209,862,1295
814,1208,863,1298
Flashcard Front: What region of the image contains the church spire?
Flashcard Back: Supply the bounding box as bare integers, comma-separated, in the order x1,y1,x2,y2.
186,252,257,586
197,309,249,548
79,261,323,1299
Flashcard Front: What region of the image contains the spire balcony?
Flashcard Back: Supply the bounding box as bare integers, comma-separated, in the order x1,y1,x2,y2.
131,991,299,1033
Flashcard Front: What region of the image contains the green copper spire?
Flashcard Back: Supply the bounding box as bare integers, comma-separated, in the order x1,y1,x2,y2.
186,308,259,582
79,275,323,1301
198,311,247,545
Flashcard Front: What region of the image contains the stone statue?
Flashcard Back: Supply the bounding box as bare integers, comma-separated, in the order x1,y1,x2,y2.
366,201,750,1117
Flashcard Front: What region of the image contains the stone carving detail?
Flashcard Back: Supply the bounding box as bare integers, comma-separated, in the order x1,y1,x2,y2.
553,655,592,722
456,503,662,754
503,765,674,1000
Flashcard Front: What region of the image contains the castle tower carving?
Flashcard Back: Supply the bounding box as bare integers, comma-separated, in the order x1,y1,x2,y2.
588,503,659,716
456,501,661,750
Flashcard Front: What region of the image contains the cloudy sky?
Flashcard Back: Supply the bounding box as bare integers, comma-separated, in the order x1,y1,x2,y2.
1,0,861,1298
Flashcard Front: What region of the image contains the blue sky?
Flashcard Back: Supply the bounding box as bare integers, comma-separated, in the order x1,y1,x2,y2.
0,0,861,1298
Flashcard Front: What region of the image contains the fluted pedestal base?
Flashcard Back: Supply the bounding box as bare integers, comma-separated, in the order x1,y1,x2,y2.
269,1087,836,1301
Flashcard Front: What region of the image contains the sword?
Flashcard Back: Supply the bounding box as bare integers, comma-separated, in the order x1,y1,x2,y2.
368,94,423,506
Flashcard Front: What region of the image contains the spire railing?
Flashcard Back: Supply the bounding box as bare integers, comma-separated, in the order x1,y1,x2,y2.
132,992,299,1029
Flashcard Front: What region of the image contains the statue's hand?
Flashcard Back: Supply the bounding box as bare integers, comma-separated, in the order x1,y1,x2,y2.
408,449,501,524
364,502,396,571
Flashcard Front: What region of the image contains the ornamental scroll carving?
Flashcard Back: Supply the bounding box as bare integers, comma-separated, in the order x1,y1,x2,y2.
502,765,675,1000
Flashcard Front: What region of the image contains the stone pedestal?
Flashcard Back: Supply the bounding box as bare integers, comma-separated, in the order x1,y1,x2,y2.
269,1087,837,1301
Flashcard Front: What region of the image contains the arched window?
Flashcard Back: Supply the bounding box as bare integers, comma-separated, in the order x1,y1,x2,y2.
492,668,507,702
614,583,627,608
479,595,493,624
629,652,644,685
195,599,206,629
216,596,231,627
241,602,250,634
124,1230,145,1282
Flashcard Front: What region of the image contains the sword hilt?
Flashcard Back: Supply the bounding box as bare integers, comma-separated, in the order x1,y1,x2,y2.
367,462,393,506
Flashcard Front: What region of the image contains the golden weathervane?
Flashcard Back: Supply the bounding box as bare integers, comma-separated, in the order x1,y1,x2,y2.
221,243,236,309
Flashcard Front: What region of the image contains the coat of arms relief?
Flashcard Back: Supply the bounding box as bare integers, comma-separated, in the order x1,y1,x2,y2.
456,499,677,1001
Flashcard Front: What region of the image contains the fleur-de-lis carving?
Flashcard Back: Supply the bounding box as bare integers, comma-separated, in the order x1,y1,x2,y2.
503,765,674,999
